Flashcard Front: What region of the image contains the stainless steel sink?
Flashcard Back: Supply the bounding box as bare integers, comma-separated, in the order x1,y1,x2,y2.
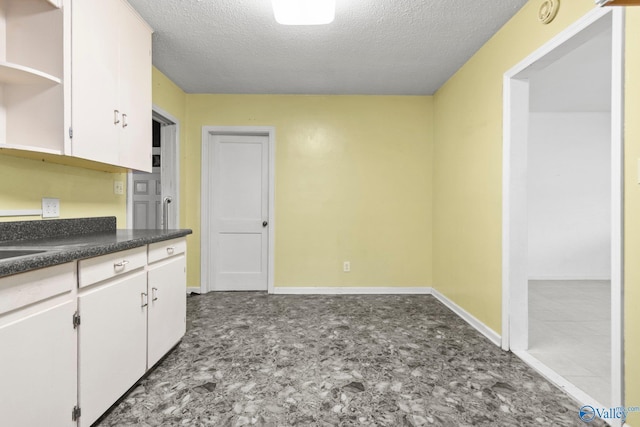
0,249,47,260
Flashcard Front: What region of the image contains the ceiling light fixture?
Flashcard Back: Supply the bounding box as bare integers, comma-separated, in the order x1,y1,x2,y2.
271,0,336,25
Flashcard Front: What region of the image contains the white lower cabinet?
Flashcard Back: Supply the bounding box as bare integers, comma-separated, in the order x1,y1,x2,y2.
77,237,187,426
78,270,148,427
148,254,186,367
0,238,187,426
0,263,77,427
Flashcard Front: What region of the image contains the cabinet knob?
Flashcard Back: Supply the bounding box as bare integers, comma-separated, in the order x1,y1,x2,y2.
167,247,175,255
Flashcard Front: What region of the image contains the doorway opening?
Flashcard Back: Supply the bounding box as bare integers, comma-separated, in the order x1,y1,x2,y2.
200,126,275,294
503,7,623,413
127,106,180,230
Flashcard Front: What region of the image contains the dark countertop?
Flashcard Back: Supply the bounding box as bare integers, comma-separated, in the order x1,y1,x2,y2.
0,217,192,278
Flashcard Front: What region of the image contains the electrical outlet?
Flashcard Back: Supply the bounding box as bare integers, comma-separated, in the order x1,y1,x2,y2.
343,261,351,272
114,181,124,195
42,198,60,218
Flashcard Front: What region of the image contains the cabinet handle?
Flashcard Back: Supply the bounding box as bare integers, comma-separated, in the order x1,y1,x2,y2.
141,292,148,308
166,246,175,255
114,110,120,125
114,260,129,271
122,113,128,128
152,287,158,301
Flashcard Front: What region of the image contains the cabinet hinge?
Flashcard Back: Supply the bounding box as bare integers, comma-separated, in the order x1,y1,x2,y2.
69,127,73,139
72,311,81,329
72,406,81,421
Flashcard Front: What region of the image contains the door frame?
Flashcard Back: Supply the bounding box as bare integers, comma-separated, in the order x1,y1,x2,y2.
200,126,276,294
502,7,624,411
126,105,181,229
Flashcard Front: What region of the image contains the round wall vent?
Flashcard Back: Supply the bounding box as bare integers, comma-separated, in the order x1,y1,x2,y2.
539,0,560,24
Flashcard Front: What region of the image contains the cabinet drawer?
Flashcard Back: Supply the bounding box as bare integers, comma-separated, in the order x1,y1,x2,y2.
78,246,146,288
148,238,186,264
0,262,75,315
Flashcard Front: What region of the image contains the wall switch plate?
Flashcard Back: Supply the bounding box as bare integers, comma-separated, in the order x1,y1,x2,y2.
42,198,60,218
114,181,124,195
343,261,351,272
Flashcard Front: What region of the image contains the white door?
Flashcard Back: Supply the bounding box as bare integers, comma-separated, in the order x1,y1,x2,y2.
208,134,269,291
132,120,162,229
132,171,161,229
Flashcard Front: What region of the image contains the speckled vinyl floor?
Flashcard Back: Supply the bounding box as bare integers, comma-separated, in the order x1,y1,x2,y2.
97,293,605,426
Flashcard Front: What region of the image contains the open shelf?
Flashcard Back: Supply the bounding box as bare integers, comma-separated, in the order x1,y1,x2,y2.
0,62,61,85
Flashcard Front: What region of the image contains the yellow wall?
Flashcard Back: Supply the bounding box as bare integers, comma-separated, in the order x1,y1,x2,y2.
433,0,639,419
433,0,595,337
624,7,640,424
183,95,434,288
0,154,126,224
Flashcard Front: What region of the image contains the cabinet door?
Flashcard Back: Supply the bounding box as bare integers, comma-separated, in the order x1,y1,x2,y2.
70,0,120,165
78,270,147,427
148,255,186,367
0,301,77,427
118,1,152,172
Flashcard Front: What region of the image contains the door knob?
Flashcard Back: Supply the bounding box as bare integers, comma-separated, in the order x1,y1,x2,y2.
262,221,268,227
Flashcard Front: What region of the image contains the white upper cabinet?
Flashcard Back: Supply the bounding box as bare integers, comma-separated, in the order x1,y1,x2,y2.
71,0,153,172
0,0,67,154
0,0,153,171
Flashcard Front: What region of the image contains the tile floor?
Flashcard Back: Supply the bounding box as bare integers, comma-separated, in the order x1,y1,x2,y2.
528,280,611,407
97,293,606,426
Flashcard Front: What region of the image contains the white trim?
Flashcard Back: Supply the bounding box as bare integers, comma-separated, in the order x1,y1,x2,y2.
153,105,182,229
272,286,432,295
186,287,201,294
430,288,502,347
504,8,613,80
514,350,608,408
126,105,181,229
272,286,502,347
610,7,625,415
503,7,624,413
528,276,612,281
502,76,530,352
201,126,276,295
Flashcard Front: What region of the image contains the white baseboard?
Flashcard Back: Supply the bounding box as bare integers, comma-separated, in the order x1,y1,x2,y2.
528,276,610,281
430,288,502,347
272,286,433,295
199,284,501,350
513,351,616,424
186,286,201,294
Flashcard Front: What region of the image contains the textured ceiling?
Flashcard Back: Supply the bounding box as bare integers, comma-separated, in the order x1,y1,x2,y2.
127,0,528,95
